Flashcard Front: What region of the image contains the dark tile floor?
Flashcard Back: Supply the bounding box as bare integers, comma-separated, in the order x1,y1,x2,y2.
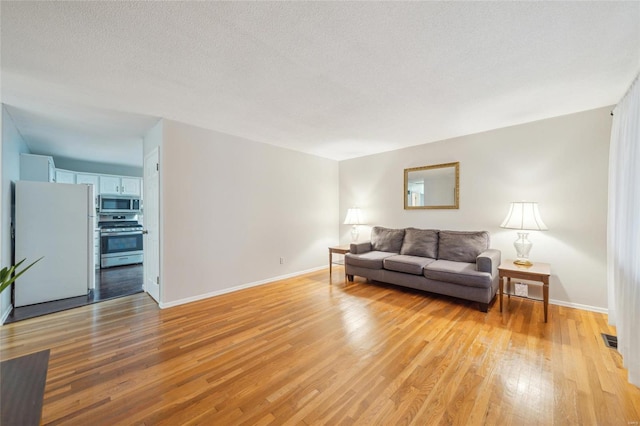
4,264,143,324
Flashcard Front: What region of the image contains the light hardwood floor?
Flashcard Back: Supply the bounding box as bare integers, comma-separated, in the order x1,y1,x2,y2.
1,268,639,425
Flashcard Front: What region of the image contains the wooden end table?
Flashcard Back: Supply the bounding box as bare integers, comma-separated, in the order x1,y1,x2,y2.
498,260,551,322
328,245,350,277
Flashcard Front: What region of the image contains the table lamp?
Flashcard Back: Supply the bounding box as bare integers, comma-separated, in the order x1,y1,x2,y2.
344,207,364,242
500,201,547,266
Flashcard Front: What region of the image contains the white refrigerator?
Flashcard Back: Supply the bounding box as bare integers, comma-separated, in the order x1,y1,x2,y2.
15,181,95,307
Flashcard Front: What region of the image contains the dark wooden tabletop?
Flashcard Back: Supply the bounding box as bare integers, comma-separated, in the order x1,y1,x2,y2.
1,349,50,426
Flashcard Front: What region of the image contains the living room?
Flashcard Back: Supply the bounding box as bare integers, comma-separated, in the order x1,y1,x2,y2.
153,107,610,311
1,2,639,424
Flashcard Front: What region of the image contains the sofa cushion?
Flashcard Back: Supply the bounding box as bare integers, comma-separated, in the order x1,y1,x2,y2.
384,255,435,275
371,227,405,253
345,251,397,270
438,231,490,263
400,228,439,258
424,260,492,288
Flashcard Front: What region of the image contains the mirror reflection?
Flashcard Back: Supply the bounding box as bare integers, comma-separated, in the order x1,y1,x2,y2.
404,162,459,209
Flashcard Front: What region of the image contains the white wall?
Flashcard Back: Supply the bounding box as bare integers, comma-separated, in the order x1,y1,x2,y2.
339,106,612,311
160,120,338,305
143,119,163,155
1,106,30,321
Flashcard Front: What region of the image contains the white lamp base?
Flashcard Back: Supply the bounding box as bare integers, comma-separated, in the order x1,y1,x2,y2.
351,225,359,242
513,232,533,266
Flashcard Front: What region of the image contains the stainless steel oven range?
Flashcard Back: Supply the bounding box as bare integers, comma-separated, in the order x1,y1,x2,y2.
99,220,143,268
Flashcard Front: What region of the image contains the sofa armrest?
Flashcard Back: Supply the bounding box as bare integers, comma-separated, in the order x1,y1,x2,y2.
477,249,501,276
350,241,372,254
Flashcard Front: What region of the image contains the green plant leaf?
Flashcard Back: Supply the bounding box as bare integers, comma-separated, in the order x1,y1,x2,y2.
0,257,43,294
0,267,11,282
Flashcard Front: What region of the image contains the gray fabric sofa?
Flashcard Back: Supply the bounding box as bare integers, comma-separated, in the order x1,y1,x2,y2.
345,227,501,312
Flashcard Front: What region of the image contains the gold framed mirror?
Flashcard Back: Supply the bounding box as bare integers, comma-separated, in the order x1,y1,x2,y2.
404,162,459,209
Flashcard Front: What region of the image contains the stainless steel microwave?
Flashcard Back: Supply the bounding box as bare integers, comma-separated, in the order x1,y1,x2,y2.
98,195,141,214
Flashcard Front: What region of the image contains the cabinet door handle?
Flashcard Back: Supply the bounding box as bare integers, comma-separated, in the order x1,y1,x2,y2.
122,185,125,193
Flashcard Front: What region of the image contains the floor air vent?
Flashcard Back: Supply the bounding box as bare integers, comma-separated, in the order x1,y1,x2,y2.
602,333,618,349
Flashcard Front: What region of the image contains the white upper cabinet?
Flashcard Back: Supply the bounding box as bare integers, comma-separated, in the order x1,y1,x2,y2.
76,173,99,188
55,169,76,184
25,158,143,199
20,154,56,182
120,177,141,196
99,176,121,195
99,175,142,196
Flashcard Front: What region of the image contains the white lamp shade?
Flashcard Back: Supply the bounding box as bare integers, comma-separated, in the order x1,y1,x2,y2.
500,202,548,231
344,208,364,225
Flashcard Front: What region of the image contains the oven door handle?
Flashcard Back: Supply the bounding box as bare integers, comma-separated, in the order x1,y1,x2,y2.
101,231,143,237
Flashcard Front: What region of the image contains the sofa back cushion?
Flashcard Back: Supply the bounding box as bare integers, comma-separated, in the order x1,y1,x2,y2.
371,226,405,253
438,231,490,263
400,228,439,258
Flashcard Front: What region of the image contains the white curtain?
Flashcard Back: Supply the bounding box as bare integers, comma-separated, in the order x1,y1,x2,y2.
607,73,640,387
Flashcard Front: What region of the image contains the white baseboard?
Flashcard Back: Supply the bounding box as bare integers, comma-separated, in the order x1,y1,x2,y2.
549,298,608,314
159,265,326,309
1,304,13,325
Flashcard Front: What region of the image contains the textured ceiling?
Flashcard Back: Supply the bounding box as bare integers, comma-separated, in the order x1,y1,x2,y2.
1,2,639,165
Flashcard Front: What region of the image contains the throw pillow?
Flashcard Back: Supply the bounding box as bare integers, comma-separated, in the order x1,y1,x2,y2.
400,228,439,258
371,226,405,253
438,231,490,263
